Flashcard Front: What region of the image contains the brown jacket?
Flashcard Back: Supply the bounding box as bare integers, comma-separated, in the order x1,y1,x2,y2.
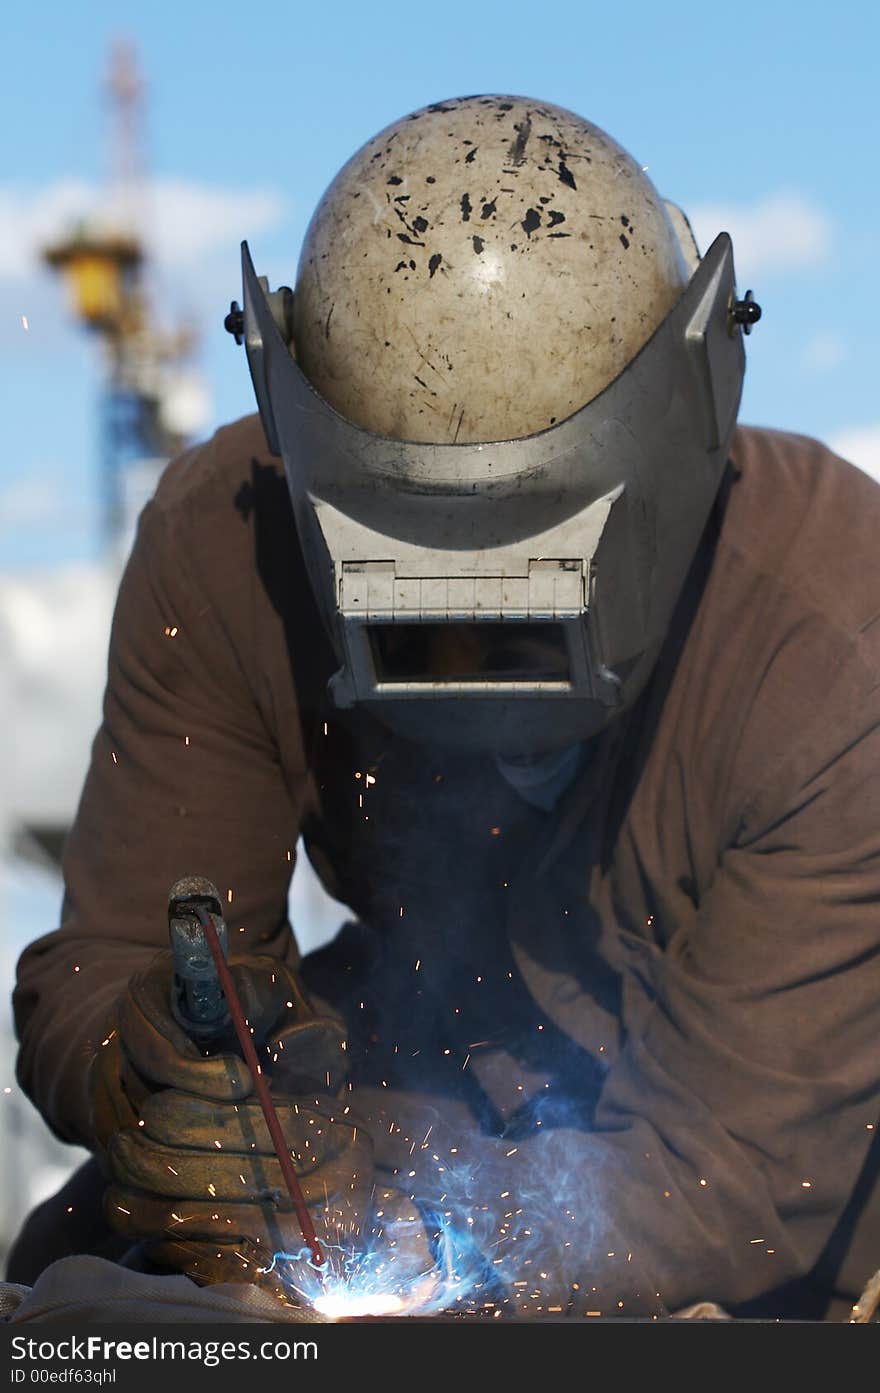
14,417,880,1319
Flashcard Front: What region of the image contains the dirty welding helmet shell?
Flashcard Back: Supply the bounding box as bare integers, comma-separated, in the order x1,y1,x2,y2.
292,94,693,443
237,95,752,757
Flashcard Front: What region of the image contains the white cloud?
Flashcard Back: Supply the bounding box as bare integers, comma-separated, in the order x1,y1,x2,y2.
688,192,832,281
828,425,880,483
0,176,287,282
0,178,96,279
802,331,846,374
0,478,67,531
147,177,286,266
0,562,116,833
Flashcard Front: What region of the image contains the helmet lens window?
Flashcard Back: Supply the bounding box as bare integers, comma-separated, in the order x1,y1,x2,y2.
367,622,570,684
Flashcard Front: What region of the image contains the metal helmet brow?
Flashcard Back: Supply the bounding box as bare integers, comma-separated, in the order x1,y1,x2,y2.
232,94,758,756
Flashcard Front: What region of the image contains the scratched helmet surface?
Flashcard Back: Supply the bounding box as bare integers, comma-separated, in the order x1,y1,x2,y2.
292,94,692,443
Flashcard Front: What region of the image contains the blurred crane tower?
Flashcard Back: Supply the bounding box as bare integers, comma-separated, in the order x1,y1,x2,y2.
42,38,206,563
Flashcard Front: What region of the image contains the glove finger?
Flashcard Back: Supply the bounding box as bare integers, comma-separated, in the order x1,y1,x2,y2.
266,1018,348,1096
120,953,253,1099
140,1089,366,1159
145,1238,264,1288
88,1028,145,1155
105,1184,372,1254
109,1125,371,1203
230,955,310,1037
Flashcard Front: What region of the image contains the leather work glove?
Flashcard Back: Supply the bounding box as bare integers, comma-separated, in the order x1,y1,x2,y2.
88,948,374,1295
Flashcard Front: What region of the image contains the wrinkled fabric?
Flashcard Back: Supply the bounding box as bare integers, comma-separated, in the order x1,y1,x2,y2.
2,1257,325,1323
12,417,880,1320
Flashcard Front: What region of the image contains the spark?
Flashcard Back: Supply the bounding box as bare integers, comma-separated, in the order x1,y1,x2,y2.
315,1292,405,1318
801,1180,812,1188
699,1178,708,1187
111,752,118,764
21,315,29,330
185,735,190,746
227,888,233,903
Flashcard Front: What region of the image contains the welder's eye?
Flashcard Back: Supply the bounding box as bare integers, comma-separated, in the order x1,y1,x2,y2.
368,622,570,682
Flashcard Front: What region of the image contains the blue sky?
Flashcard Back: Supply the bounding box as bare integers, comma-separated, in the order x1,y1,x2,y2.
2,0,878,569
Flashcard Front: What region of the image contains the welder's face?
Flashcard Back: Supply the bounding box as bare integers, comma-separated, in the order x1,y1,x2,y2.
368,622,571,685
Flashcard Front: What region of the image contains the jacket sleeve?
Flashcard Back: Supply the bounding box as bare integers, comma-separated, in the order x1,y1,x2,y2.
351,685,880,1318
13,473,308,1148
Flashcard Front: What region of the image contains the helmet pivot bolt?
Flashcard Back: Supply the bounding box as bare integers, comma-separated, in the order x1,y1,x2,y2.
732,289,762,334
224,300,245,345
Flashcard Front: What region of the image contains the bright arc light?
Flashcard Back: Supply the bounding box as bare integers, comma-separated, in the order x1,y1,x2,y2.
314,1291,406,1319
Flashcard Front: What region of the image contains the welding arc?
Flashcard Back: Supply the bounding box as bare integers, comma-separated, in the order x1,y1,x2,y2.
191,905,325,1268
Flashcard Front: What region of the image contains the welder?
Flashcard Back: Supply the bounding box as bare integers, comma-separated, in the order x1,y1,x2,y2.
9,94,880,1322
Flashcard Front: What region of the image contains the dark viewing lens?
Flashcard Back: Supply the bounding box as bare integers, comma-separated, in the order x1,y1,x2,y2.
368,622,570,683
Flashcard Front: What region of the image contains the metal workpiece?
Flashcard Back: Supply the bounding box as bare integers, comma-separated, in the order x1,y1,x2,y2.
167,876,230,1039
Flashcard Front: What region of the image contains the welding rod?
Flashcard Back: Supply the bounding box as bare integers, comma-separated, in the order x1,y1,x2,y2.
188,901,325,1268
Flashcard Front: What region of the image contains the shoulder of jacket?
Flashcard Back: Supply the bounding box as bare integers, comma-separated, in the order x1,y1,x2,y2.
149,414,281,518
723,422,880,668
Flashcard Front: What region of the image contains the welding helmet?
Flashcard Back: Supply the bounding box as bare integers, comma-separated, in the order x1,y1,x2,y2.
232,94,757,756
